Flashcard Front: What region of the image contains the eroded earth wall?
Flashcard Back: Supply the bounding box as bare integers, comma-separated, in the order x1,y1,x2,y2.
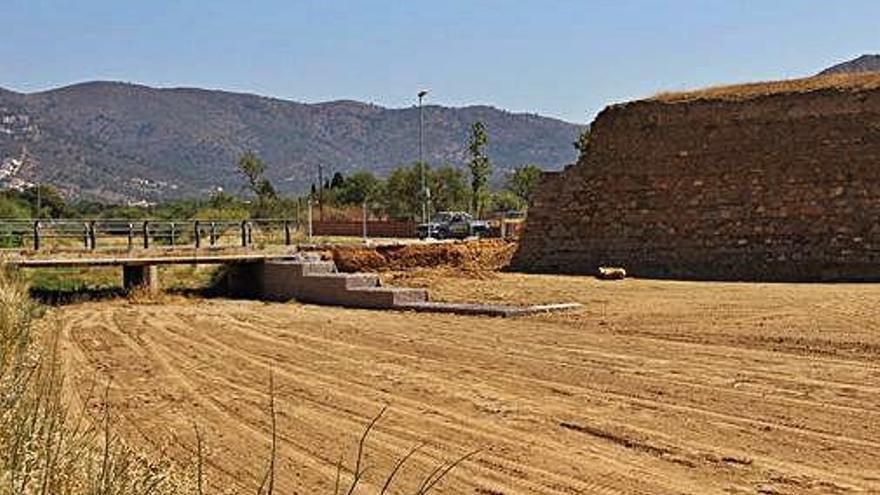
512,89,880,280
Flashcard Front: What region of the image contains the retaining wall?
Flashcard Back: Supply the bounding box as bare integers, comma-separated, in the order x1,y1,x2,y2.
512,86,880,280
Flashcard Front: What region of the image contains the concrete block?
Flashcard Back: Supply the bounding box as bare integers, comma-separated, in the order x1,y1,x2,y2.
122,264,160,293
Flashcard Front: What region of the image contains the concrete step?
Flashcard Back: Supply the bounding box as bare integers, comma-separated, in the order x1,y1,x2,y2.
343,286,429,308
396,301,582,317
265,260,336,276
303,273,381,290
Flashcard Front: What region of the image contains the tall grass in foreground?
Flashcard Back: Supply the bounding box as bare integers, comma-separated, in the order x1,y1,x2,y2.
1,268,475,494
0,268,190,495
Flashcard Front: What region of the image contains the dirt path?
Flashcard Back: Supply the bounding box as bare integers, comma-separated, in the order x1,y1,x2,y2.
55,273,880,494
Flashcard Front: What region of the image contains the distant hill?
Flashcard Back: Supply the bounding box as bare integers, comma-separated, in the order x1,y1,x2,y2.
819,54,880,75
0,81,583,202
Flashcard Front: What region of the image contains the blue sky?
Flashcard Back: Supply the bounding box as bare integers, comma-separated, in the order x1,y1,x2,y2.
1,0,878,123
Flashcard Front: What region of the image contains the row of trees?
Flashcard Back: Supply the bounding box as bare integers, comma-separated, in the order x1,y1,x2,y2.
0,121,549,223
0,157,541,223
237,121,544,221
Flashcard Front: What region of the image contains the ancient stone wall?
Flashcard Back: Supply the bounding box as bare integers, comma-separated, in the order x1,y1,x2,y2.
512,87,880,280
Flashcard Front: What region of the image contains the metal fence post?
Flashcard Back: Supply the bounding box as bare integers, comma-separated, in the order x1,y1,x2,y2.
283,220,291,246
88,221,96,250
194,221,201,248
362,201,368,243
307,199,313,242
32,220,40,251
127,222,134,250
209,222,216,246
170,222,176,246
143,221,150,249
240,220,248,247
82,223,89,249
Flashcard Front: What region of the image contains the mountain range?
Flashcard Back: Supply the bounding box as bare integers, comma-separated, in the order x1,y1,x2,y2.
0,82,584,203
819,54,880,75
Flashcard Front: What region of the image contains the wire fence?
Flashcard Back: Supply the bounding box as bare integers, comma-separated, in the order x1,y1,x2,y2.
0,215,520,252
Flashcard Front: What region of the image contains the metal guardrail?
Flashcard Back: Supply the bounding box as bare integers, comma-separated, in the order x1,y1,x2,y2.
0,218,300,251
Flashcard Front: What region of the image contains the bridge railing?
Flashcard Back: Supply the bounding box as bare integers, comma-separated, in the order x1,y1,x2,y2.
0,218,306,252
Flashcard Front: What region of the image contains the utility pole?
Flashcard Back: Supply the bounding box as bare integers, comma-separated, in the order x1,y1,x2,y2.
318,164,324,222
418,90,429,223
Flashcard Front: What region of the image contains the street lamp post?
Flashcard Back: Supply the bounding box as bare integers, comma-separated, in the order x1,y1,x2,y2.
418,90,428,224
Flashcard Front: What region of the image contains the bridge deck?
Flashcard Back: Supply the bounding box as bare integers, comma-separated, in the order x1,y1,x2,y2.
7,253,298,268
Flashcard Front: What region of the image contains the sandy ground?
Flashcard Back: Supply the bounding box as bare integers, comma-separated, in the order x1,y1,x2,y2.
53,271,880,494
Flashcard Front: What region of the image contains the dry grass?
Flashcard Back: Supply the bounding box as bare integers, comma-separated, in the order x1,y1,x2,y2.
0,267,193,495
651,71,880,103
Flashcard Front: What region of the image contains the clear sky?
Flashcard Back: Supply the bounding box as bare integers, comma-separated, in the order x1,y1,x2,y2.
2,0,878,123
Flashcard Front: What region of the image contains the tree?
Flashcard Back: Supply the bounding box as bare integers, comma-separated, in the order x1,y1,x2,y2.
383,164,422,220
487,190,524,214
0,196,30,219
237,151,277,202
506,164,543,204
330,172,345,189
467,121,492,218
238,151,265,194
337,171,382,205
430,165,469,212
573,127,592,162
19,185,70,218
237,151,277,217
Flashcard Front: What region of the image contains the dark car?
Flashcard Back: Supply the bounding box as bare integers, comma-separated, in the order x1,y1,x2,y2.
416,211,491,240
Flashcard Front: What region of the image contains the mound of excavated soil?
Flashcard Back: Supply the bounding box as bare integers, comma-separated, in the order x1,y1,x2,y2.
331,239,517,272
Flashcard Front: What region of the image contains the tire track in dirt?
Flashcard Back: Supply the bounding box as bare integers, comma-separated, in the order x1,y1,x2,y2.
201,308,880,490
55,274,880,495
144,306,872,492
145,308,665,495
193,305,880,461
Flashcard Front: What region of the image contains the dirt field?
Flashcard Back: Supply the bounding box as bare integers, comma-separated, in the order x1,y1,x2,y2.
53,270,880,494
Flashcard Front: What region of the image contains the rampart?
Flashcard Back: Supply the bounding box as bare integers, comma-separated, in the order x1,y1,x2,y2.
512,75,880,280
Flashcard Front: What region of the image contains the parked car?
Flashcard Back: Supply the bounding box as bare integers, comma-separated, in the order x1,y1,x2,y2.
416,211,491,240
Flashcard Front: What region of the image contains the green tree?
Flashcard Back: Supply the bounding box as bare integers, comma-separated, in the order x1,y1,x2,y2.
0,196,31,219
237,151,277,200
430,165,469,212
467,121,492,218
573,127,592,161
337,171,382,205
237,151,277,217
19,185,70,218
192,190,250,220
330,172,345,189
506,164,543,204
487,190,524,214
383,164,422,220
0,196,30,246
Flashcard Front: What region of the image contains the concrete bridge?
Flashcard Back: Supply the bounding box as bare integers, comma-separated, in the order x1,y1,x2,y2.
10,252,301,293
7,248,580,317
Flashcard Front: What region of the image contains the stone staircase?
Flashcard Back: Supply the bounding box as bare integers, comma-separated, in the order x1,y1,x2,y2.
259,259,429,308
225,258,580,317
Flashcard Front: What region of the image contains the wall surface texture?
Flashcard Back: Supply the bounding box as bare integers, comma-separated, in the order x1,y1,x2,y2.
512,88,880,280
